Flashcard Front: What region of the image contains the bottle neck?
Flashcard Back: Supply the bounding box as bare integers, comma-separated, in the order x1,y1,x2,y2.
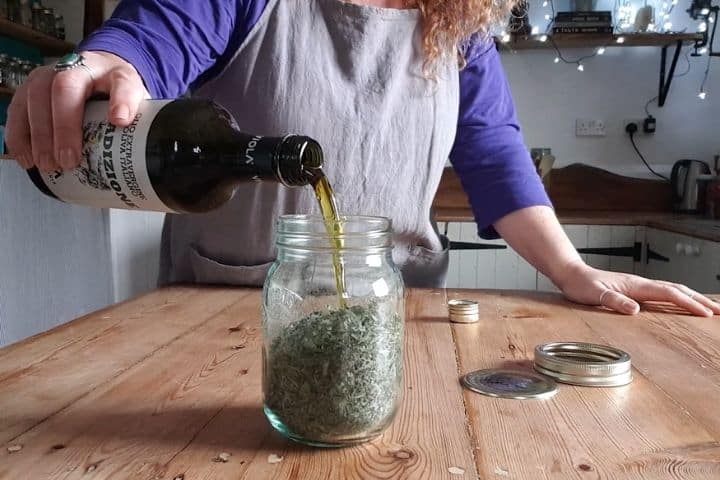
222,132,323,187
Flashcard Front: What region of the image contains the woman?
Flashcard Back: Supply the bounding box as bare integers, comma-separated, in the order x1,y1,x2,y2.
5,0,718,316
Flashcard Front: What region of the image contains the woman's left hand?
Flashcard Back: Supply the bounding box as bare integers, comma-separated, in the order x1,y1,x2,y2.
557,261,720,317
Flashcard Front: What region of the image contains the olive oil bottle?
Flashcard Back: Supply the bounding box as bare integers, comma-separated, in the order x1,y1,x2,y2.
26,99,324,213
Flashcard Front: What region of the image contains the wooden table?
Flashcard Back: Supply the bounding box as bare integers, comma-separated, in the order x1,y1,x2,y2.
2,287,719,479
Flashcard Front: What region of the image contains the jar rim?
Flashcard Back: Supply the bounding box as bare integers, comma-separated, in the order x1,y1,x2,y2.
276,214,393,253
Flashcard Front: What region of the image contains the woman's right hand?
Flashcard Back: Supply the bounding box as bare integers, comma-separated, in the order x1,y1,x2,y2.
5,51,150,172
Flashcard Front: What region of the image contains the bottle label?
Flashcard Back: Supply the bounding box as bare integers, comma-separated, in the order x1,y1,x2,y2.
41,100,176,212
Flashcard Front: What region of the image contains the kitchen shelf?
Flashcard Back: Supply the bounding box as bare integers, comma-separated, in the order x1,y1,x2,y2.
497,32,703,50
0,17,75,56
496,32,704,108
0,85,15,98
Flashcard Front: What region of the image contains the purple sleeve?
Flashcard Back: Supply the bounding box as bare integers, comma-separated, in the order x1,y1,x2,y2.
78,0,268,99
451,38,552,239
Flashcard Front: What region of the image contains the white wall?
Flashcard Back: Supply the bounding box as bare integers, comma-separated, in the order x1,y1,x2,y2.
504,0,719,178
0,0,115,347
0,163,113,347
109,210,164,302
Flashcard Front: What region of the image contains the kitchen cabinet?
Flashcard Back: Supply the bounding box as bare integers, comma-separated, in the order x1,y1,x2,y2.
644,228,720,293
440,222,536,290
441,222,643,291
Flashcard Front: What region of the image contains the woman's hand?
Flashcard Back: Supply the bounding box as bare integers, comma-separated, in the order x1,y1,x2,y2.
5,51,149,172
556,261,720,317
494,206,720,317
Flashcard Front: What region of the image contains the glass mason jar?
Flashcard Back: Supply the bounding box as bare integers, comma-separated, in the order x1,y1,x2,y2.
262,215,404,447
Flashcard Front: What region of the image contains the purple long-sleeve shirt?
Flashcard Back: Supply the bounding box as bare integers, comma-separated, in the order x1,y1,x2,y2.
80,0,551,238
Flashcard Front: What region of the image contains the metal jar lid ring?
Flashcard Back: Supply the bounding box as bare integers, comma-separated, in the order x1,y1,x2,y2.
448,299,479,323
534,342,632,387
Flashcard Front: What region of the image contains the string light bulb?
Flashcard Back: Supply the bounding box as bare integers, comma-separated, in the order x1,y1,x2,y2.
577,63,584,72
542,0,548,6
699,22,708,32
545,13,551,20
663,21,673,30
710,16,715,23
698,90,707,100
671,0,678,5
699,46,709,54
531,26,540,35
616,36,626,44
501,32,511,43
539,34,548,42
554,56,560,63
647,23,656,31
701,7,710,15
597,47,606,54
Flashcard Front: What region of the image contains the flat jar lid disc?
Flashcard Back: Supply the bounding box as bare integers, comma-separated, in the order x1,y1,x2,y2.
461,369,558,400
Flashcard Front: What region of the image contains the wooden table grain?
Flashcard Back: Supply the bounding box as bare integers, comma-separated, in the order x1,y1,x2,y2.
1,287,719,479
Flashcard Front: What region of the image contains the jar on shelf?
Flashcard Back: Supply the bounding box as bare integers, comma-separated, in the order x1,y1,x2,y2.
30,1,41,31
41,7,54,35
262,215,404,447
6,57,21,88
0,0,9,20
7,0,20,23
0,55,11,87
20,60,34,84
54,12,64,39
18,0,31,27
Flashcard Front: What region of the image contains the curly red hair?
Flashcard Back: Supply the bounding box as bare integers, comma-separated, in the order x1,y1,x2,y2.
415,0,518,70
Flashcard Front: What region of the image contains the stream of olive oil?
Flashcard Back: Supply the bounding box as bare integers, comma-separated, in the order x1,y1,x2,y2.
311,174,347,309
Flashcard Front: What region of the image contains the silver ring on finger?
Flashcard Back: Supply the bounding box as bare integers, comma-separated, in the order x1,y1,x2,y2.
599,289,613,306
54,53,95,82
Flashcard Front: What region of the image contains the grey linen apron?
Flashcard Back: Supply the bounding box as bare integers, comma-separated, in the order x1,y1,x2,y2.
159,0,459,288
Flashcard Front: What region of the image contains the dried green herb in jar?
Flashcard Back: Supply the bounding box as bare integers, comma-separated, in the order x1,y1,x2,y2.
264,304,403,443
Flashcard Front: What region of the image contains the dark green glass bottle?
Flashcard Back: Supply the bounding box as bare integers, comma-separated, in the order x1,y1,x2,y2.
28,99,324,213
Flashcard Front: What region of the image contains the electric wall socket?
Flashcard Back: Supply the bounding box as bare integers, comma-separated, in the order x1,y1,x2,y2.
624,118,653,135
575,118,607,137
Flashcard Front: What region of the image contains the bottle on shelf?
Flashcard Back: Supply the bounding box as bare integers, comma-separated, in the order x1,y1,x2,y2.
26,99,325,213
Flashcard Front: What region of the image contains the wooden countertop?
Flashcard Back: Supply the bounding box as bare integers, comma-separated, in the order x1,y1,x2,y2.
434,208,720,243
2,287,720,479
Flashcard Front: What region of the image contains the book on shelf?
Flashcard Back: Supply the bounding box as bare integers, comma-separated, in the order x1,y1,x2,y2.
555,11,612,23
552,26,614,34
553,21,613,28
